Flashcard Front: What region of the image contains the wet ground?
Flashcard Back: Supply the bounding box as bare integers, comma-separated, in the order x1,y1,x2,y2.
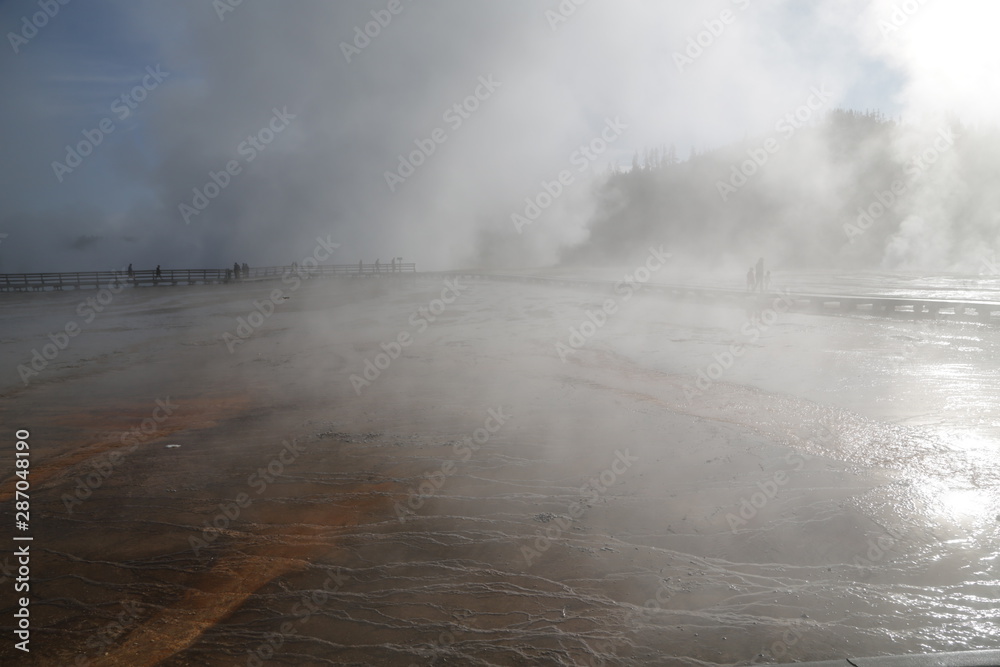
0,275,997,665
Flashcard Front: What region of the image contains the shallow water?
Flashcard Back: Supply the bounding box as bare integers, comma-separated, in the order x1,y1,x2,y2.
0,273,997,665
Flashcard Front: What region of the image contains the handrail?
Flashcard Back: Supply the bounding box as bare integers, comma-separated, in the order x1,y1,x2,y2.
0,263,417,291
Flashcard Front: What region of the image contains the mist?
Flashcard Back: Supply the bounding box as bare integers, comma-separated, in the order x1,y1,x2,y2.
3,2,1000,665
4,0,995,274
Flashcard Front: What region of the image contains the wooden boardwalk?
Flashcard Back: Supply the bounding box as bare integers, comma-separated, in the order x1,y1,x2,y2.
432,272,1000,324
3,265,997,323
0,263,416,292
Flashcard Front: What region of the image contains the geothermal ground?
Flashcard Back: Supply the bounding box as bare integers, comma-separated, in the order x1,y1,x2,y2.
0,274,997,665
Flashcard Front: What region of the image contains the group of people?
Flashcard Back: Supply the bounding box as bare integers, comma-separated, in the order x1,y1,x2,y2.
746,257,770,293
360,258,400,273
120,260,411,283
124,264,163,281
231,262,250,280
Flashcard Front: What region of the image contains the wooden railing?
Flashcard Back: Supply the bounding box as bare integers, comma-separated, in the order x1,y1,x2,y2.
0,263,416,292
2,265,996,322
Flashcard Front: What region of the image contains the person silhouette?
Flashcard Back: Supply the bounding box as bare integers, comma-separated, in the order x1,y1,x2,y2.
233,262,241,280
375,258,380,274
155,265,162,279
747,267,755,292
755,257,765,293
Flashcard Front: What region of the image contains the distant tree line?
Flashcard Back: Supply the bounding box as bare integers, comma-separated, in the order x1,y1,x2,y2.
563,108,992,272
